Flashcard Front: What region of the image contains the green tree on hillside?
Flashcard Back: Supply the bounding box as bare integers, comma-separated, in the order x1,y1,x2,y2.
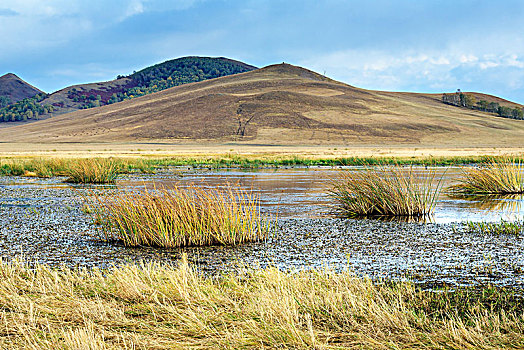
442,91,521,121
0,96,11,108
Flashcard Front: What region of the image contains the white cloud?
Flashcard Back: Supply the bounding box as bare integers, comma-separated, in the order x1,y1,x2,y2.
120,0,145,21
297,48,524,97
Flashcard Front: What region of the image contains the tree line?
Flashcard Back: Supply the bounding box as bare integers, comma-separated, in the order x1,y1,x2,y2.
67,57,256,110
442,91,523,120
0,93,54,122
0,57,256,122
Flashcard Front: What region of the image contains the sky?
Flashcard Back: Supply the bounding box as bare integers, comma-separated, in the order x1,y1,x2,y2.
1,0,524,103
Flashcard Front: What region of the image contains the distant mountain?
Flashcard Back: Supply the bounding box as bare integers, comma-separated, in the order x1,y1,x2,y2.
0,56,257,123
3,63,523,148
0,73,43,106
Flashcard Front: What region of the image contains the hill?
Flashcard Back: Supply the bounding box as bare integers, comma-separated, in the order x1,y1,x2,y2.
0,73,43,106
1,63,523,147
0,57,257,123
39,56,256,115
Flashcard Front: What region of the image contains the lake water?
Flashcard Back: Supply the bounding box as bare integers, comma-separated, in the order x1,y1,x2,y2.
0,166,523,288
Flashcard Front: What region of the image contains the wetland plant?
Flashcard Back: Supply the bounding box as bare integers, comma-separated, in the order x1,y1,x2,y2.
447,158,524,194
465,219,523,236
65,158,120,183
88,185,268,247
328,165,443,218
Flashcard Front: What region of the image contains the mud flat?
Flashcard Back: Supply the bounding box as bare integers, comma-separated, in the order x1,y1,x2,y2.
0,168,523,287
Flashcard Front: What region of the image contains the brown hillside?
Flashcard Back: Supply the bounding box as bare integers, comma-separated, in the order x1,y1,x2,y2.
41,77,137,115
0,73,43,103
1,63,524,147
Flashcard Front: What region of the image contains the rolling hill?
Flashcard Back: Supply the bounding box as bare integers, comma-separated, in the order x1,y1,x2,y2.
0,73,43,104
0,57,257,122
1,63,523,147
39,56,257,116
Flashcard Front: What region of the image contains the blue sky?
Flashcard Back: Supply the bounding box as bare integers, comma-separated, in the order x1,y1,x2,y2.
1,0,523,103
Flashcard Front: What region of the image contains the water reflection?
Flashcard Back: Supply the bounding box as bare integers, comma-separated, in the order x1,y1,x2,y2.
118,167,524,223
447,194,524,212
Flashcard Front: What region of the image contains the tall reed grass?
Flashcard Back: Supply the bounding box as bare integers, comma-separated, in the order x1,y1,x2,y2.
88,185,269,247
447,158,524,194
328,165,443,218
1,256,524,349
65,158,120,183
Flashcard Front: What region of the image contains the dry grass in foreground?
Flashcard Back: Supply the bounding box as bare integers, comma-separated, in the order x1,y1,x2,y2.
1,256,524,349
88,185,268,247
328,165,443,218
448,158,524,194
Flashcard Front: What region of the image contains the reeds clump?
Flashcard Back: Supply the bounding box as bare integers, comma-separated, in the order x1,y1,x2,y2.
65,158,120,183
447,158,524,195
328,165,442,218
88,185,268,247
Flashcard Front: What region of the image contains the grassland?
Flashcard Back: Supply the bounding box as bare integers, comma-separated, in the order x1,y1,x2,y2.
0,256,522,349
2,154,524,181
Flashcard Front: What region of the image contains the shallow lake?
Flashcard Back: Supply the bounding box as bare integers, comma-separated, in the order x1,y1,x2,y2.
0,166,523,288
121,167,524,223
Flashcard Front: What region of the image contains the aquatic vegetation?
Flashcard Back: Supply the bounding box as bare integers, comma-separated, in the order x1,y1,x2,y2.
465,219,523,236
64,158,120,183
447,158,524,194
328,165,443,218
88,185,269,247
0,154,522,178
1,256,524,348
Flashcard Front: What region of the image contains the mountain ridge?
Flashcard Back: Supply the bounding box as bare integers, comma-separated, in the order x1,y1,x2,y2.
1,62,523,147
0,56,257,122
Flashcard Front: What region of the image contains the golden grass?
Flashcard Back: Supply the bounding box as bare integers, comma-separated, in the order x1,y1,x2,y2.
0,157,156,182
0,256,524,349
448,158,524,194
64,158,120,183
328,165,443,218
88,185,269,247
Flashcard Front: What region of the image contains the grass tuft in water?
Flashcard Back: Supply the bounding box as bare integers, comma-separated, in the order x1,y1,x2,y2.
328,165,443,218
88,185,269,247
465,219,523,236
65,158,120,183
447,158,524,194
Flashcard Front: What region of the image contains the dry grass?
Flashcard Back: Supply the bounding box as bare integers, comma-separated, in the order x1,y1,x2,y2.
448,158,524,194
328,165,443,218
0,256,524,349
88,185,268,247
